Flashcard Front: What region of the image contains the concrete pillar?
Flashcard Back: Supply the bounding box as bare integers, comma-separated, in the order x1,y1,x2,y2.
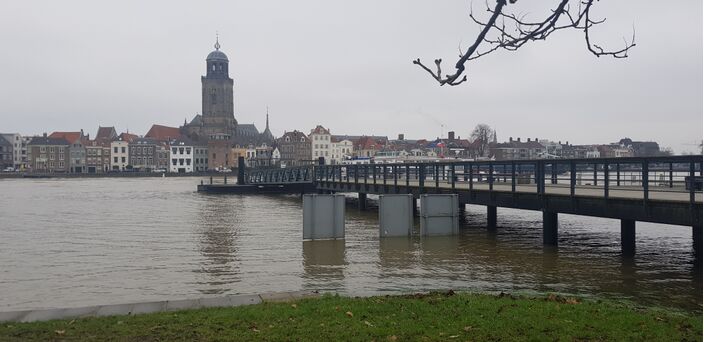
412,197,418,217
543,211,558,246
358,193,367,210
694,225,702,259
487,206,497,230
621,219,636,257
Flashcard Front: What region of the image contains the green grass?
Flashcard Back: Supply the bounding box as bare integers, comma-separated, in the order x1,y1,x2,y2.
1,292,701,341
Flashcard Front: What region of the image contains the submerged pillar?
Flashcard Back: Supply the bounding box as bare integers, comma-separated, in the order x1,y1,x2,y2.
543,211,558,246
487,206,497,231
358,193,367,210
621,219,636,257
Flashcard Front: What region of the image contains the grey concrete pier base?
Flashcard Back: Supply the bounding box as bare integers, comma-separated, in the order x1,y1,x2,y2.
487,206,497,230
621,219,636,257
358,193,367,210
543,211,558,246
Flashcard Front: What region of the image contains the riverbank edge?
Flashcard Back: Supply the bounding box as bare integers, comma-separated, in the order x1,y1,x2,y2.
1,291,701,341
0,290,320,323
0,172,229,179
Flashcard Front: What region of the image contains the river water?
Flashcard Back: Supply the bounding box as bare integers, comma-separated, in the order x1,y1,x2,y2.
0,177,700,311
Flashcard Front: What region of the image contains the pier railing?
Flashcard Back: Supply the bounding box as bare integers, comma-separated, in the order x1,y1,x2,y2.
311,155,703,203
245,165,314,184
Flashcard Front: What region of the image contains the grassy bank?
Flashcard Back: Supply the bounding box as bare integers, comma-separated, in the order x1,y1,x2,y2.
1,292,701,341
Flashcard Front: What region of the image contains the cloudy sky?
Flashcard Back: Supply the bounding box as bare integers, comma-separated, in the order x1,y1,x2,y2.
1,1,701,153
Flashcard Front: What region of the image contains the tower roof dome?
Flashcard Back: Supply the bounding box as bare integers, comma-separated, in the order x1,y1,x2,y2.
206,35,229,62
207,50,228,62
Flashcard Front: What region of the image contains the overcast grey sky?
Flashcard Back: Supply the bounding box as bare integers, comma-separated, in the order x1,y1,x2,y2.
1,1,701,153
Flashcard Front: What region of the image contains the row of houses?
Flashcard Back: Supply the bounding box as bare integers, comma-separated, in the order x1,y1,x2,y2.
1,123,668,172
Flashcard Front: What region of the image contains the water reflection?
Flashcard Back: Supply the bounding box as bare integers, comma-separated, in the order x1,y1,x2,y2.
302,240,346,289
194,195,241,294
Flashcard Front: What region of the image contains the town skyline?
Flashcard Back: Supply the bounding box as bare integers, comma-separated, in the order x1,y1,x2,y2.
0,1,701,154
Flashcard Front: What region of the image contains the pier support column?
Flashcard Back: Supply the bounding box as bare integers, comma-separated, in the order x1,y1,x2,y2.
543,211,558,246
621,220,636,257
237,156,245,185
412,197,418,217
487,206,497,231
358,193,367,211
694,225,702,259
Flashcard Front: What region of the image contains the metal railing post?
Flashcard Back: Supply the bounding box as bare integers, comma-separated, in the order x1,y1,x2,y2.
405,165,410,188
570,161,576,197
593,163,598,186
690,160,696,205
469,164,474,194
489,163,494,191
435,164,440,191
642,160,649,201
669,162,673,188
511,162,516,193
604,162,609,199
450,164,456,190
354,164,359,186
616,163,620,187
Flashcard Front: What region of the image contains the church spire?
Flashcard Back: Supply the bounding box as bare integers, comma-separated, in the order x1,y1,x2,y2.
266,106,270,130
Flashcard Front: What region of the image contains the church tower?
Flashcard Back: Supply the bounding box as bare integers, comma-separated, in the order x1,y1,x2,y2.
201,36,237,140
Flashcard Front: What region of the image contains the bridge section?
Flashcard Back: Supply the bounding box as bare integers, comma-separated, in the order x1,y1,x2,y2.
244,155,703,255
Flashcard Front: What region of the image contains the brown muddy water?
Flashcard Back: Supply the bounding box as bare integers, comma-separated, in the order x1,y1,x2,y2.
0,177,700,311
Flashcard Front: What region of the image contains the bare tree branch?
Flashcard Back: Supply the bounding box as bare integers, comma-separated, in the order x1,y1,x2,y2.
414,0,636,86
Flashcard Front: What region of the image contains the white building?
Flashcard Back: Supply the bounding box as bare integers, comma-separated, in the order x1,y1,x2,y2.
110,139,130,171
309,125,332,164
169,138,194,173
331,138,353,164
0,133,30,169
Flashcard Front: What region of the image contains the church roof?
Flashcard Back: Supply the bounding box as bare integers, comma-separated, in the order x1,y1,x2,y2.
237,124,259,137
189,114,202,126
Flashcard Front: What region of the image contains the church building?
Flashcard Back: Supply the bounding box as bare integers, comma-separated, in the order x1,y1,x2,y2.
181,37,275,169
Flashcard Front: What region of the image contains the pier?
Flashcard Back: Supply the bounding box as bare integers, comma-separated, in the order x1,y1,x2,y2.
198,155,703,256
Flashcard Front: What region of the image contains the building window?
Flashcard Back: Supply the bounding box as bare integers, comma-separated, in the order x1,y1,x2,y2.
49,147,55,153
186,159,191,165
186,147,191,154
40,146,46,153
172,147,177,154
114,157,118,163
121,157,126,163
172,159,177,165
